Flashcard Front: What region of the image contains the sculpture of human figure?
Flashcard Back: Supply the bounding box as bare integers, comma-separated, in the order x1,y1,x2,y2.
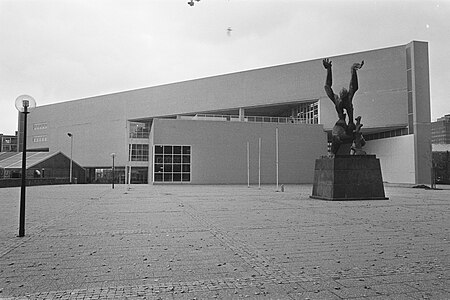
323,58,364,155
323,58,364,132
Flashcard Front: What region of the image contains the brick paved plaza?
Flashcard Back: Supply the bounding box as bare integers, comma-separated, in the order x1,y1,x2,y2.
0,184,449,299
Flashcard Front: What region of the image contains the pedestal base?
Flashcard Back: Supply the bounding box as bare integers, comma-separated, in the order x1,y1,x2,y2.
311,155,388,201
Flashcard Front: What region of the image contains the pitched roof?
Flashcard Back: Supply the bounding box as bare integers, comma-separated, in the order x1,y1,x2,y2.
0,152,17,162
0,152,62,169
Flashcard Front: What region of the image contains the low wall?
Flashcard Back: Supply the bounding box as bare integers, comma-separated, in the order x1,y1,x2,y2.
0,177,72,188
152,119,328,184
364,135,415,184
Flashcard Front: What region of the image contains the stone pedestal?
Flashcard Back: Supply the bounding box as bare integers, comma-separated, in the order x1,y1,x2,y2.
311,155,388,201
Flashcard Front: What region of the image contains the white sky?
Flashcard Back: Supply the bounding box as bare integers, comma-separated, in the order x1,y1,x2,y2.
1,0,449,135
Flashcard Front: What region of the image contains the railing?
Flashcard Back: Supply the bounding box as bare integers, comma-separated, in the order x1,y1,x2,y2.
129,131,150,139
191,114,317,124
127,114,319,139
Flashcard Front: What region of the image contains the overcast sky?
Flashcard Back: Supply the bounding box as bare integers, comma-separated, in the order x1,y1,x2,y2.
1,0,449,135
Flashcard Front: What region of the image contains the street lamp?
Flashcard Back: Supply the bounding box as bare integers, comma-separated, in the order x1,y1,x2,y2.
111,153,116,189
67,133,73,183
15,95,36,237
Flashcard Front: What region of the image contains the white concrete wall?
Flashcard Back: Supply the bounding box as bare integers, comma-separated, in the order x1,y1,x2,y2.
409,41,432,184
26,96,129,168
365,135,415,184
151,119,327,184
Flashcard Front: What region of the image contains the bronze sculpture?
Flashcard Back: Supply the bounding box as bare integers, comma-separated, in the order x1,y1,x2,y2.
323,58,365,155
312,59,388,200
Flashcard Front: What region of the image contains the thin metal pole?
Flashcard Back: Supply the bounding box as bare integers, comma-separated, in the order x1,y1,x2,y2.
126,121,131,190
258,137,261,190
128,143,132,188
18,108,28,237
125,121,128,186
247,142,250,188
276,128,279,191
69,136,73,183
112,155,115,189
431,163,435,189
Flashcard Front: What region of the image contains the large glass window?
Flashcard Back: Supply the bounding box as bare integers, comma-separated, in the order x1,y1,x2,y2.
295,101,319,124
154,145,191,183
129,121,150,139
129,144,149,161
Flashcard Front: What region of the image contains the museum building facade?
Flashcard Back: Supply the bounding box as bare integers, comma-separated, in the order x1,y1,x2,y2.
20,41,431,185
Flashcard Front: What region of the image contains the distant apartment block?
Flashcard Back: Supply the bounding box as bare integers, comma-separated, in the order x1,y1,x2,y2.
431,114,450,144
0,132,18,152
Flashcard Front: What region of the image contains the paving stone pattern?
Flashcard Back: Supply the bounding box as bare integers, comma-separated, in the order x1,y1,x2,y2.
0,184,449,299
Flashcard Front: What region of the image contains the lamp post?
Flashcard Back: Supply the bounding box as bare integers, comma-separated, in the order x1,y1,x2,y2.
67,133,73,183
111,153,116,189
15,95,36,237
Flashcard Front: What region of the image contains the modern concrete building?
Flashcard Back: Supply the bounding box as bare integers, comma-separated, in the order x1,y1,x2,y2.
20,41,432,185
431,114,450,144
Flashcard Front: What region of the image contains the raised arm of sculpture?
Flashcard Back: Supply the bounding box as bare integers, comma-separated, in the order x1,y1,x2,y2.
348,60,364,99
323,58,336,104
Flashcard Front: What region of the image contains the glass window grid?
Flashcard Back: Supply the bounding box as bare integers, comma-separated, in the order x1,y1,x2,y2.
33,135,47,143
2,137,17,144
33,123,48,130
296,101,319,124
129,144,149,161
154,145,191,183
129,121,150,139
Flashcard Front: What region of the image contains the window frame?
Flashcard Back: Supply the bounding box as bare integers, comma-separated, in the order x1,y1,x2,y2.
153,144,191,183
